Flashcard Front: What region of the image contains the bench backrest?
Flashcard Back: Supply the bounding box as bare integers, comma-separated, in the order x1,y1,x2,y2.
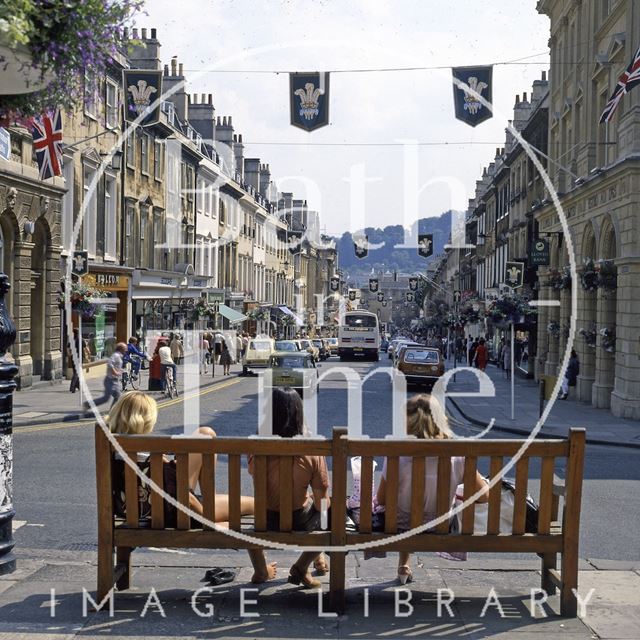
95,426,585,540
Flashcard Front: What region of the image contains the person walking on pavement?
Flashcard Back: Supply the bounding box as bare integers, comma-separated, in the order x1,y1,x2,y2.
83,342,127,413
220,339,232,375
561,349,580,399
468,339,478,367
200,334,210,375
170,333,184,365
235,333,243,364
502,341,512,379
474,338,488,371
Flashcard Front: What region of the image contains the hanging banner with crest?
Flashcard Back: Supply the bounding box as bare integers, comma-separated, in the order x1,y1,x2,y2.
418,234,433,258
123,69,163,126
369,278,379,293
452,65,493,128
408,277,418,291
330,276,340,292
290,72,330,132
354,233,369,259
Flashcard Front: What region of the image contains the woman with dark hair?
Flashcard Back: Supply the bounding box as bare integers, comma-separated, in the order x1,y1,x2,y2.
248,387,330,588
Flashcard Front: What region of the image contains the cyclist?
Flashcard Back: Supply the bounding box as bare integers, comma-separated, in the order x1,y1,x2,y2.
158,338,177,392
124,336,147,379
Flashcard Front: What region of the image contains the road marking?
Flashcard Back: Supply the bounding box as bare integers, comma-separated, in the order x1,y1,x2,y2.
13,520,27,531
17,377,242,434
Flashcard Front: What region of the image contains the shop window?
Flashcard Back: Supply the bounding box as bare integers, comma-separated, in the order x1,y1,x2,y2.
104,175,117,260
106,80,119,129
141,134,149,175
154,140,163,181
83,164,98,256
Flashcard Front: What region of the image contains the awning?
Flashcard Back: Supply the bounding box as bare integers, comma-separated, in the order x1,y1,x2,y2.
277,305,304,327
218,303,247,324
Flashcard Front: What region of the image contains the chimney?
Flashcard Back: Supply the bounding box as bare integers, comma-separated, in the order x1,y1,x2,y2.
244,158,261,192
234,133,244,180
531,70,549,108
128,27,162,71
215,116,236,174
163,57,189,121
542,70,547,82
188,91,216,146
259,163,271,198
513,89,532,131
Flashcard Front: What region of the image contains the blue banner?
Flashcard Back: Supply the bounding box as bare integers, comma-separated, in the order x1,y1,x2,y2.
452,66,493,127
123,69,163,126
290,72,330,132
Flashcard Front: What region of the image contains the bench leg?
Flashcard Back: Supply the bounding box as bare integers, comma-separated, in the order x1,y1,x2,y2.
116,547,132,591
541,553,557,595
560,551,578,617
97,540,115,602
328,552,346,614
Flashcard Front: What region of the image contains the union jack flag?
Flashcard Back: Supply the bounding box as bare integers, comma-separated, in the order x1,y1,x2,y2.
32,108,63,180
600,45,640,124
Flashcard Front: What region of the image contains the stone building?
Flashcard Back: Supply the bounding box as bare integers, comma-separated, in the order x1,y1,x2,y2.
0,131,65,387
535,0,640,418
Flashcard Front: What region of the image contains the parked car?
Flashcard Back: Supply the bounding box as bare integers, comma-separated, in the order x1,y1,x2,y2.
394,346,445,388
312,338,329,361
242,337,275,374
267,351,319,397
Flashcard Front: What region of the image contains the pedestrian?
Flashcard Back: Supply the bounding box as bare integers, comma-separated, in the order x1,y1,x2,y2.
69,328,80,393
200,334,210,375
83,342,127,413
469,339,478,367
242,332,249,358
467,336,474,365
158,338,178,391
220,339,232,375
561,349,580,399
170,333,184,365
474,338,488,371
502,341,512,379
235,333,243,364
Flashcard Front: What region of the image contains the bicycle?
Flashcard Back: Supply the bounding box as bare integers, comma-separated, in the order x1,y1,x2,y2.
122,355,143,391
164,365,178,399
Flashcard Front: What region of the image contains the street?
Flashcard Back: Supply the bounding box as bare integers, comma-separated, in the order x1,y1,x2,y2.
13,357,640,562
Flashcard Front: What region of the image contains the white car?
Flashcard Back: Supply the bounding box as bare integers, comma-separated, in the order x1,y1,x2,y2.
242,337,274,374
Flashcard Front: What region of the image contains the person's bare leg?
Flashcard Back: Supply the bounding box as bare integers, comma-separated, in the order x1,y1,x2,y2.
398,552,412,584
249,549,277,583
289,552,322,587
188,426,216,490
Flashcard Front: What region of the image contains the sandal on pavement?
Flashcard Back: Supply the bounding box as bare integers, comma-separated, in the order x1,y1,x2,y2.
288,565,321,589
397,565,413,585
313,554,330,576
205,568,236,585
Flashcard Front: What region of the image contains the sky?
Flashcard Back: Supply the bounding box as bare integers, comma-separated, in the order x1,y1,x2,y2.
140,0,550,236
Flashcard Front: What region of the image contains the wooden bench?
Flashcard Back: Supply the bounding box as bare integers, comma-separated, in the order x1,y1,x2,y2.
95,426,585,616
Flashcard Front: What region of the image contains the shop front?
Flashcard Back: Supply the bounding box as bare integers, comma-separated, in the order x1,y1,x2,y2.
73,268,131,367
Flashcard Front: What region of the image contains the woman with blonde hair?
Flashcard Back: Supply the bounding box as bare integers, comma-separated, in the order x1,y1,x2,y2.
375,394,487,584
107,391,276,584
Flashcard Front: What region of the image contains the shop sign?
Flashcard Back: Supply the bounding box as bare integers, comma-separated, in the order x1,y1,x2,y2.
95,273,120,286
529,238,550,266
207,291,225,304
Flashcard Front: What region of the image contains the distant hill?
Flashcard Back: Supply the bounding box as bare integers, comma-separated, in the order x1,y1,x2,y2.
334,211,454,282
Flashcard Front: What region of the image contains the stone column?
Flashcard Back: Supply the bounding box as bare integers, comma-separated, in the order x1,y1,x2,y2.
535,273,550,380
592,285,617,409
610,257,640,418
11,242,34,389
576,287,597,402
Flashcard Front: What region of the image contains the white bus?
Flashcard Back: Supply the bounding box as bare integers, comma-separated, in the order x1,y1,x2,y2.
338,310,380,361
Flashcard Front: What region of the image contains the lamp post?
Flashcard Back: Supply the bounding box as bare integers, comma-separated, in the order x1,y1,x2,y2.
0,274,18,575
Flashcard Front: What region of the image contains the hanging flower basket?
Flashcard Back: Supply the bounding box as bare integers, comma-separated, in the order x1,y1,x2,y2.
280,315,296,327
580,258,598,291
189,298,213,322
59,282,106,320
596,260,617,291
560,266,572,290
246,308,270,322
0,0,143,125
547,321,560,337
546,269,563,290
599,327,616,354
578,327,597,348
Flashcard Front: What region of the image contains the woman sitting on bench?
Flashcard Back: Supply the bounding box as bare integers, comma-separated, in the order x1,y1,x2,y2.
107,391,277,584
249,387,330,589
375,394,488,585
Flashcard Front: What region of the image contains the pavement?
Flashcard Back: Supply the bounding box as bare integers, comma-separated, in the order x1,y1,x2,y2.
443,358,640,449
12,361,244,428
1,546,638,639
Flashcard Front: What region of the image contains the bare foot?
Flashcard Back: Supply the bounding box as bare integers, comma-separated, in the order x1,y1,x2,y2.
251,562,277,584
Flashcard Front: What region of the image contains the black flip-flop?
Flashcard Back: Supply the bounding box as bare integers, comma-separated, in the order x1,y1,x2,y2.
208,570,236,586
204,567,227,582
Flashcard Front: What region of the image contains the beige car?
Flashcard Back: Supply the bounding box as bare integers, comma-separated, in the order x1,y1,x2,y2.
394,346,445,388
297,338,319,362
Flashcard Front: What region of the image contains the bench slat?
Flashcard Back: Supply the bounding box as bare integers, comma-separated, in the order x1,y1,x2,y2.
150,453,165,529
461,456,478,534
124,459,139,529
410,457,426,530
538,456,555,535
359,456,374,534
384,457,399,534
176,454,191,530
228,455,242,530
487,456,503,535
201,453,216,529
512,457,529,535
279,457,293,532
253,456,267,532
436,456,452,534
